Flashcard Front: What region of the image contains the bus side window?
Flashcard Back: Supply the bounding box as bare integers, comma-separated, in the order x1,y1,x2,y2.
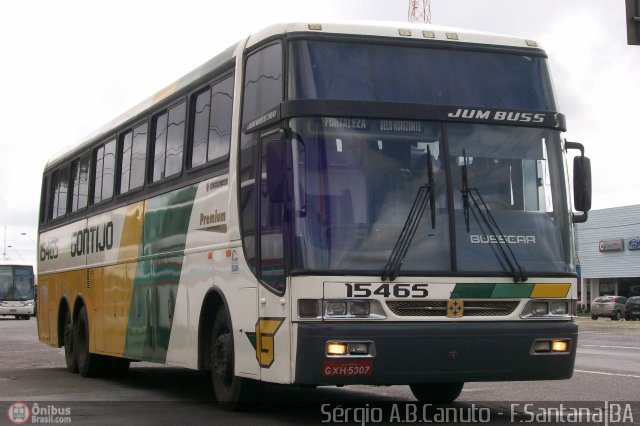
70,155,90,212
190,75,234,168
50,167,69,220
93,139,116,204
152,101,186,182
119,123,148,194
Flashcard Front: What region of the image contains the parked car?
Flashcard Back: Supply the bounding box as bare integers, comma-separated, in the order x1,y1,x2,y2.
625,296,640,321
591,296,627,321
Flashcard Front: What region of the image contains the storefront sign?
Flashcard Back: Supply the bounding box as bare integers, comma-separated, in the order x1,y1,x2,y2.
628,237,640,251
599,239,624,252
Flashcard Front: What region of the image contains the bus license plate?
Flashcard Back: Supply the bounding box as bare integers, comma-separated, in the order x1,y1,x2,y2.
10,309,17,313
322,360,374,377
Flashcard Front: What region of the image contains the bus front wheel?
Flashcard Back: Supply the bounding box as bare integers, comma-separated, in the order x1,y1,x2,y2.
63,309,78,373
210,309,261,410
409,382,464,403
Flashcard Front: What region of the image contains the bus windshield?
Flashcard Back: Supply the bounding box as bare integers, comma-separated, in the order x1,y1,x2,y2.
0,266,35,301
289,117,572,276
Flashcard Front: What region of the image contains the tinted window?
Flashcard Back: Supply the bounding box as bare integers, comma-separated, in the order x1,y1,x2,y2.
289,40,556,111
153,101,185,181
120,123,147,193
191,75,234,167
71,156,90,212
94,139,116,203
208,76,234,161
131,124,147,189
51,167,69,219
166,102,186,176
153,113,168,182
243,43,282,127
191,89,210,168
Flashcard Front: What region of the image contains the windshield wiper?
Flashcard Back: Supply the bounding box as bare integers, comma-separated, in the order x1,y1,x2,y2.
381,146,436,281
460,150,527,283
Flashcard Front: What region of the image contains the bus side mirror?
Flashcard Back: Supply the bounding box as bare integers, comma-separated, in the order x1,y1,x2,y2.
565,141,592,223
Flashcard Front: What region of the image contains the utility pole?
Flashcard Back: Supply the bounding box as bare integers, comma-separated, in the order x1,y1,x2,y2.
408,0,432,24
3,225,6,261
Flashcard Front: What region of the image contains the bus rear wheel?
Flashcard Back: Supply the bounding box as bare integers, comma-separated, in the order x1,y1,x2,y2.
63,310,78,373
74,306,104,377
409,382,464,403
210,309,261,410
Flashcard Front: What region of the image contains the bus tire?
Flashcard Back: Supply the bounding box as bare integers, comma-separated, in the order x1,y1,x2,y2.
210,309,261,411
409,382,464,403
74,306,104,377
63,309,78,373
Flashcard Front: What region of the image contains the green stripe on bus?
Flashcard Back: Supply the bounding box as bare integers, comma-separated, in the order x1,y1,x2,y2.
491,283,534,298
450,283,495,298
451,283,534,299
124,184,198,362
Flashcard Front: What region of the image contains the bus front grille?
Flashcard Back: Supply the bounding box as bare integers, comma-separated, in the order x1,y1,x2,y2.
386,300,520,317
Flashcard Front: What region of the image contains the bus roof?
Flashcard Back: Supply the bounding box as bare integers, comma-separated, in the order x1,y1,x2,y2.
45,21,542,170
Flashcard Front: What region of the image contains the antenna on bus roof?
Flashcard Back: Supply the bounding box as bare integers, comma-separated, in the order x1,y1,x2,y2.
408,0,432,24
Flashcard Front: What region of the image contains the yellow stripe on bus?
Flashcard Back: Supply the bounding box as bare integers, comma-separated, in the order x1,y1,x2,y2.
530,283,571,298
98,202,145,356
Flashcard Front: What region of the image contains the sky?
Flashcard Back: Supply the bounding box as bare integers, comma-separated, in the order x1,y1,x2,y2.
0,0,638,269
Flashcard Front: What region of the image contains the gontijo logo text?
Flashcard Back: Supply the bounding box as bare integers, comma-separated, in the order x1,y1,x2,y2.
70,222,114,257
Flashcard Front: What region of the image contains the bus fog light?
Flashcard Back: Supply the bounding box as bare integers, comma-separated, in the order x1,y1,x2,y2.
348,342,369,355
550,302,568,315
326,301,347,316
552,340,569,353
533,340,551,353
327,342,348,355
298,299,320,318
349,301,370,316
532,302,549,315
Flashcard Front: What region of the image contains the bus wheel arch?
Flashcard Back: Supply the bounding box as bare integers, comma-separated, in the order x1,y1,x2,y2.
56,298,72,348
198,288,261,410
198,288,228,371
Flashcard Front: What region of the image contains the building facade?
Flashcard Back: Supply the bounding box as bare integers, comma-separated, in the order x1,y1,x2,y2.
575,204,640,306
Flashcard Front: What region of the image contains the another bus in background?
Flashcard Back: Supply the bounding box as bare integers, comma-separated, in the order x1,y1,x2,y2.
0,264,35,320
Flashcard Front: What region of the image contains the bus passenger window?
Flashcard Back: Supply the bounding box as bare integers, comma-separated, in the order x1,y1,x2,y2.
93,139,116,203
50,167,69,219
120,123,147,194
153,101,185,181
70,156,89,212
208,76,233,162
190,75,234,168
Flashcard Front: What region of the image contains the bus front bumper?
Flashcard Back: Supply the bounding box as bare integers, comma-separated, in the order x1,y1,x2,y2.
0,307,34,315
294,320,577,385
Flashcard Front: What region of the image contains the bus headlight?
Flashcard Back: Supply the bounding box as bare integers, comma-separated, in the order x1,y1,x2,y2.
550,302,569,315
532,302,549,315
298,299,321,318
521,300,572,318
297,299,386,320
349,301,370,316
325,301,347,316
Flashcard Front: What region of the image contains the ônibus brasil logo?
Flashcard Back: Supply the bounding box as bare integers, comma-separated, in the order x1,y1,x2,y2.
7,402,30,424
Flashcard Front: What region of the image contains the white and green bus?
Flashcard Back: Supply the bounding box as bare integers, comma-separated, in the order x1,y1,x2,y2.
0,263,35,320
37,22,592,409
